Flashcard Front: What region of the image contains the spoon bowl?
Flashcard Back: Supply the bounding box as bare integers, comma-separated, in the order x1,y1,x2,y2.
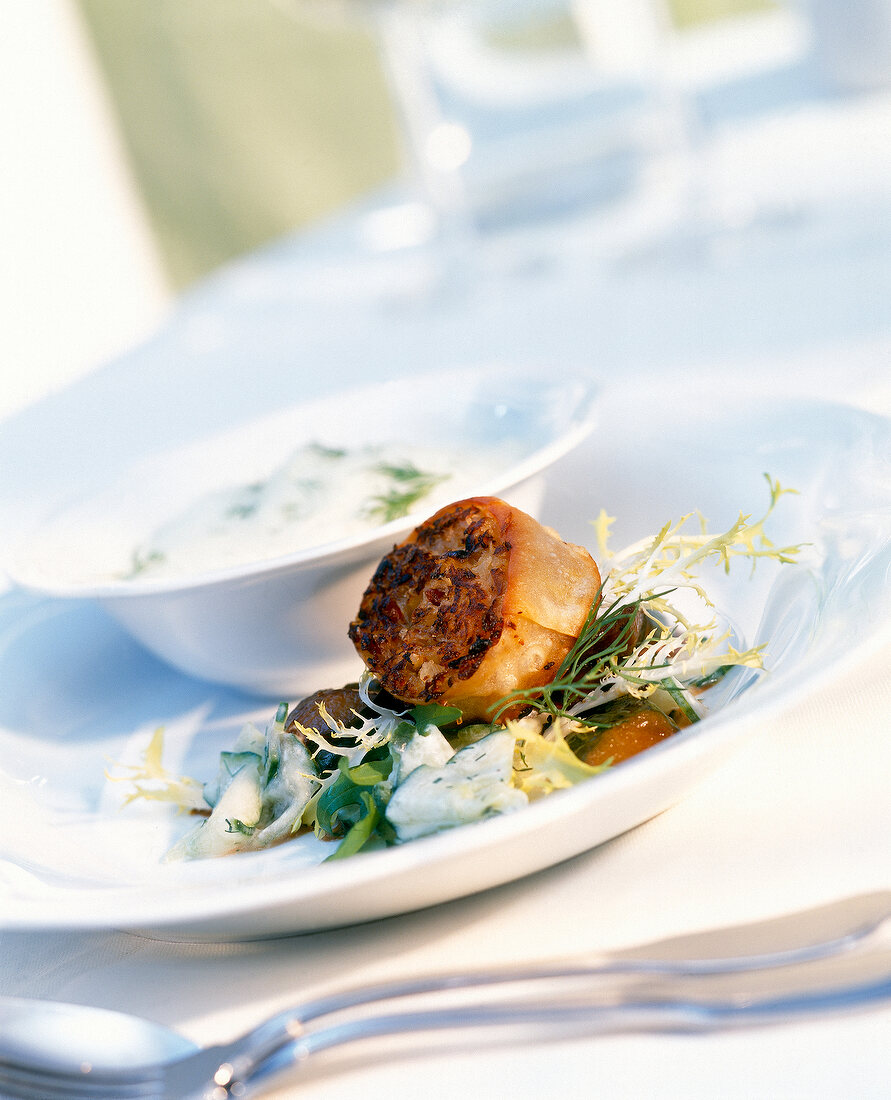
0,995,197,1073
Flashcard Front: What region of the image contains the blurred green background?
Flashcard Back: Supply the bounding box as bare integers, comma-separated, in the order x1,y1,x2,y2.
76,0,774,289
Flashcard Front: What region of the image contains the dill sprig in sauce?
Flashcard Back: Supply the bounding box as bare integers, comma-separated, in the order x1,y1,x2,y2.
364,461,450,524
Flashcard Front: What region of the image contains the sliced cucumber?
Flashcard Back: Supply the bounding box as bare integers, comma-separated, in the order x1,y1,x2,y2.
255,728,319,847
391,725,455,787
167,759,264,860
386,730,527,842
203,750,263,809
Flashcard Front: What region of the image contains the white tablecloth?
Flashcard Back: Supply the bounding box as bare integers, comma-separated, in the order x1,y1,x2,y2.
1,4,890,1097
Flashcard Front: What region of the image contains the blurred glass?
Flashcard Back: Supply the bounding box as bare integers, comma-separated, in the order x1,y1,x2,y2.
76,0,791,287
806,0,891,91
369,0,690,254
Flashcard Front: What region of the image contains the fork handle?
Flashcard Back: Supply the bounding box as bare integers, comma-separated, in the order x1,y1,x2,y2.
228,907,890,1083
232,970,891,1098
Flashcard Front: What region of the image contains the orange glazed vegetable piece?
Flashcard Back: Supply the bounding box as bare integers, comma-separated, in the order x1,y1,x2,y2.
579,706,678,767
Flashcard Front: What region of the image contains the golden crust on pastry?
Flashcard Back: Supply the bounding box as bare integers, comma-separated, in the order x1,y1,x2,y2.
348,497,601,721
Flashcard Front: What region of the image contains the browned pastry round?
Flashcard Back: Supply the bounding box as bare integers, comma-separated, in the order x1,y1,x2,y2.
349,497,602,721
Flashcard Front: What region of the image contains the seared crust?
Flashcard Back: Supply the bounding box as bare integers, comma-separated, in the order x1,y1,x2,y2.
348,500,510,703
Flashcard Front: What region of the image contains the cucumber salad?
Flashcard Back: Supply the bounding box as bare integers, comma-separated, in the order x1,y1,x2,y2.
110,476,803,862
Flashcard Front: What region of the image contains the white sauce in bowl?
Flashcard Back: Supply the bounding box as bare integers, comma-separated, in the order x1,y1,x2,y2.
126,441,495,580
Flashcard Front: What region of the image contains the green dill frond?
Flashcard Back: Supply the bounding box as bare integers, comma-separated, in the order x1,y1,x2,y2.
492,588,662,723
366,486,437,523
126,548,166,578
374,460,435,483
308,443,347,460
365,462,451,523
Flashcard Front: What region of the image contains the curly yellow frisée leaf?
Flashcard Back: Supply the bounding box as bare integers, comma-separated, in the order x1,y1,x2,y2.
602,475,803,604
509,715,609,800
106,728,205,812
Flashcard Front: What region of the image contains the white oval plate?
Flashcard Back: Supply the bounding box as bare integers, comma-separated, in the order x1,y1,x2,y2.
0,383,888,941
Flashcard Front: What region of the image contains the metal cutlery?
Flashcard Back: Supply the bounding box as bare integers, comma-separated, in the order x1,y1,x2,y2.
1,891,889,1099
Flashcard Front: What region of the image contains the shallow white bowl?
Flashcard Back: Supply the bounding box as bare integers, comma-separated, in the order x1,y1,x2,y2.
9,364,598,696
